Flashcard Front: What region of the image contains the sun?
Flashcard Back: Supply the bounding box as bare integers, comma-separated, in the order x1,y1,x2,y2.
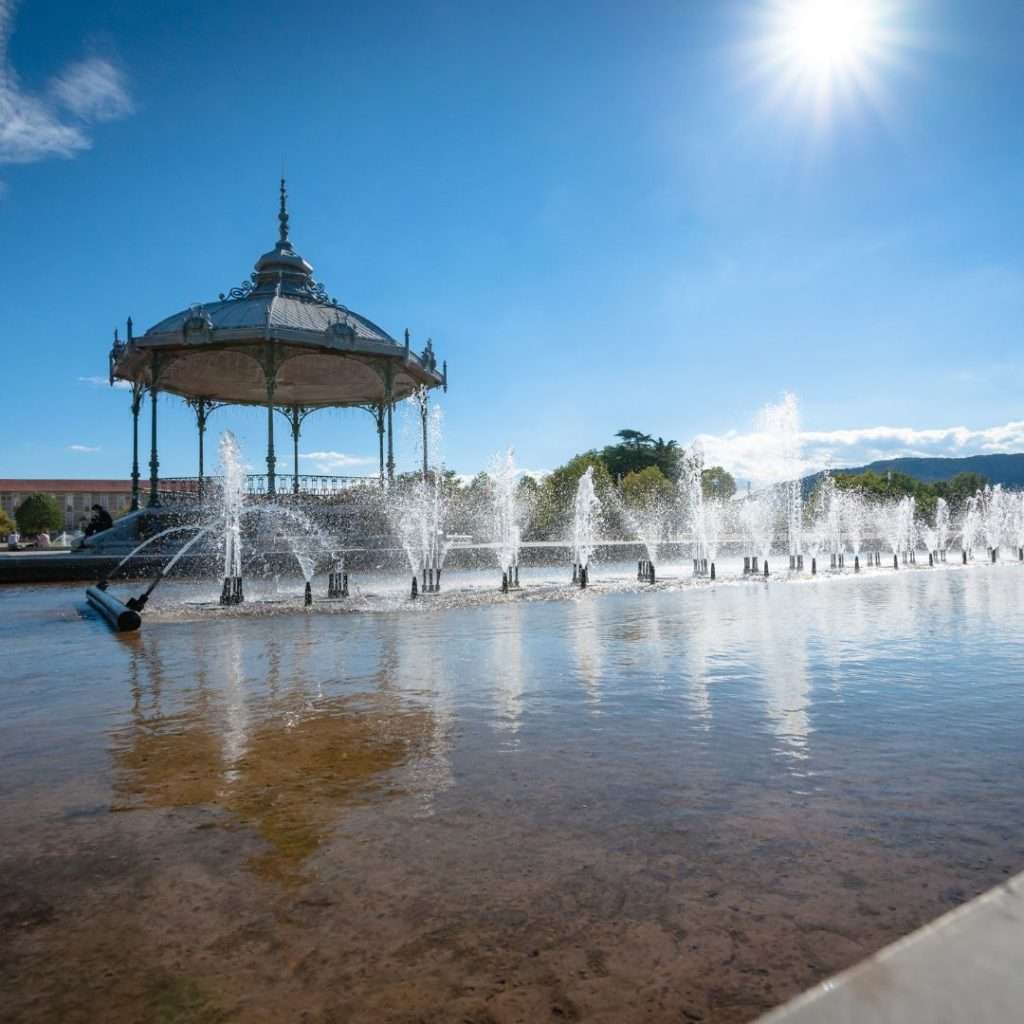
746,0,906,127
780,0,879,78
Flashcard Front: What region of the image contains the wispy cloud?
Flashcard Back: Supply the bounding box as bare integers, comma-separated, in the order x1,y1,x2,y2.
50,57,133,123
67,443,100,454
300,450,375,473
695,420,1024,485
0,2,133,169
78,375,131,390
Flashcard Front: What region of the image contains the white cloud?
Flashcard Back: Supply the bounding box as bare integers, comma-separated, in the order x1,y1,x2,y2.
50,57,133,122
67,444,100,454
300,450,375,473
78,375,131,390
0,3,133,166
695,419,1024,486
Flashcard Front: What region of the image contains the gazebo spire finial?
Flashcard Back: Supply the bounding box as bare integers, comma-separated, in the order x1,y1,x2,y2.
278,176,290,245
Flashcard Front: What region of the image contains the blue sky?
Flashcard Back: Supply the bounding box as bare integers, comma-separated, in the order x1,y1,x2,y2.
1,0,1022,483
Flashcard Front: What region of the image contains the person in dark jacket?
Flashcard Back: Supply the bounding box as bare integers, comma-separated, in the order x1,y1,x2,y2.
84,504,114,536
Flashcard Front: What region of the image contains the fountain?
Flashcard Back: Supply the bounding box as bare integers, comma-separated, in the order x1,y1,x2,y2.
935,497,950,561
392,473,449,596
757,394,804,569
77,387,1024,637
84,428,343,629
682,454,713,577
489,448,523,591
739,492,773,576
219,431,245,605
571,466,601,587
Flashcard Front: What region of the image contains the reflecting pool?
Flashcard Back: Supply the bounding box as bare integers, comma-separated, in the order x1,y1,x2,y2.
2,564,1024,1022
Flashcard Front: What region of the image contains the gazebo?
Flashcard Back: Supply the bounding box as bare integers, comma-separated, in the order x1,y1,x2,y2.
109,181,447,508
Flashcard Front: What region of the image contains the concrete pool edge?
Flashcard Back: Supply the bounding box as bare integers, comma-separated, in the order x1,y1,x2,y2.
757,869,1024,1022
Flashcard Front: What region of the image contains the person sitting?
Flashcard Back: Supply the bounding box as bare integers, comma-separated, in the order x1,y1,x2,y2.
84,504,114,537
34,532,51,549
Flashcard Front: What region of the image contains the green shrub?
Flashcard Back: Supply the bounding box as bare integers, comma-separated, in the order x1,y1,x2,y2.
0,508,15,536
14,493,63,535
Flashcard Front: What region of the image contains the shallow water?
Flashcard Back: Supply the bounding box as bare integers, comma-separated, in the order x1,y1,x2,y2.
2,562,1024,1023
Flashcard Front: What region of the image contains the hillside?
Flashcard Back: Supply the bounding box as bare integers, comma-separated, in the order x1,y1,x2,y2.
848,453,1024,487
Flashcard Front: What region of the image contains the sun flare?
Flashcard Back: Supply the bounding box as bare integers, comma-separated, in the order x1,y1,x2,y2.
748,0,907,127
781,0,878,77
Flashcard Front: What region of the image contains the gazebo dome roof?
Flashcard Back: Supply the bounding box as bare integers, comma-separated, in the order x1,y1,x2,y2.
110,180,445,408
146,293,394,344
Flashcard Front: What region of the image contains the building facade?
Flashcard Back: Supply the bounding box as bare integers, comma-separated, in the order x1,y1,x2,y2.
0,480,134,532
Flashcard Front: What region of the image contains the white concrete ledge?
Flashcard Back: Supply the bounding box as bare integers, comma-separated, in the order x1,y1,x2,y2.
757,870,1024,1024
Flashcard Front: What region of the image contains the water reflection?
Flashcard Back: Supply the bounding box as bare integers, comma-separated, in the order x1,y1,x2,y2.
111,620,436,884
683,596,714,729
492,602,525,743
570,595,603,711
755,589,811,765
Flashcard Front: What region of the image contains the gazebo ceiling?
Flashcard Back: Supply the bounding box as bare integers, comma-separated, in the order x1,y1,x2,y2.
109,180,445,407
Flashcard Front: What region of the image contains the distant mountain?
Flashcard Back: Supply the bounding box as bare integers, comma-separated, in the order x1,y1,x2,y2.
840,453,1024,487
797,453,1024,498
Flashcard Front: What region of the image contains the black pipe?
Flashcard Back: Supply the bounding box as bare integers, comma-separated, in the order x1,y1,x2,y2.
501,571,508,593
342,572,349,597
86,586,142,632
710,562,716,580
411,576,418,599
854,555,860,572
811,558,816,575
764,561,769,578
514,565,519,588
304,581,313,606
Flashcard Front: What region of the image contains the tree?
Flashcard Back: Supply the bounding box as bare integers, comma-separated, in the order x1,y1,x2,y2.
530,451,614,539
934,472,988,509
14,493,63,535
602,429,681,481
621,466,674,508
0,508,15,536
701,466,736,500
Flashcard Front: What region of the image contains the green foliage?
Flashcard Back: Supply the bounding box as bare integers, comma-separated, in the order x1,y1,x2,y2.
14,493,63,535
833,468,988,522
701,466,736,500
529,451,614,539
933,472,988,507
601,429,681,481
621,465,674,508
0,508,15,536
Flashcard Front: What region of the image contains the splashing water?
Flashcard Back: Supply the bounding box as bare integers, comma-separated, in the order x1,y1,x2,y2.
572,467,601,570
739,492,774,561
935,498,950,552
219,431,245,580
757,393,803,557
488,448,522,572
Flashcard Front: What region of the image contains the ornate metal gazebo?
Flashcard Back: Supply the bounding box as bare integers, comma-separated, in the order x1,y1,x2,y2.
109,181,447,508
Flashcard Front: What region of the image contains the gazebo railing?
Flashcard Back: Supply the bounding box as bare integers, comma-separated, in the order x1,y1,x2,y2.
157,474,379,501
